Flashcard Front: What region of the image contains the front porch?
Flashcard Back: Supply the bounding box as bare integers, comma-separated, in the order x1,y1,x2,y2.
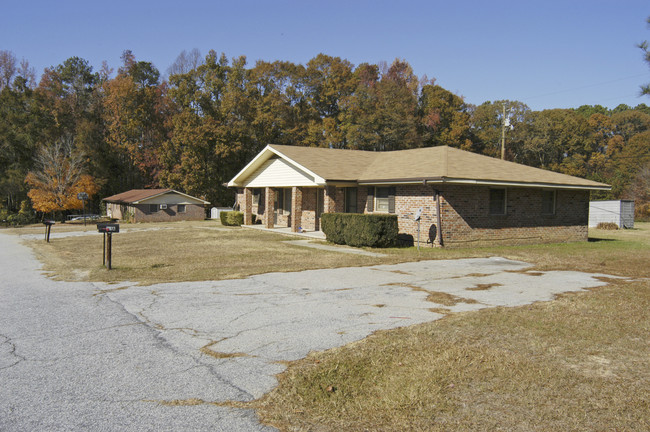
239,186,344,234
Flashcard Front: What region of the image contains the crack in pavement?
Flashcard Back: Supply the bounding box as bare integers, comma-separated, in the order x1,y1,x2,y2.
0,334,26,370
93,288,258,402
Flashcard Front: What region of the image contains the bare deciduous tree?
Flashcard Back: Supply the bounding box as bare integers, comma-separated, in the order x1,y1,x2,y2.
167,48,203,76
0,50,17,90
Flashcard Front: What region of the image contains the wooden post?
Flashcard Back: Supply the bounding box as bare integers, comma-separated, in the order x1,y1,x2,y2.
102,232,106,266
106,233,112,270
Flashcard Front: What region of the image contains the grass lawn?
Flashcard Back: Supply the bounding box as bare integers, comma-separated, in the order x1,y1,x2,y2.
12,220,401,284
6,220,650,430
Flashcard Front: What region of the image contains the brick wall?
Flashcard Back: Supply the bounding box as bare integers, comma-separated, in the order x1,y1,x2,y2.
132,204,205,222
237,184,588,246
388,184,588,247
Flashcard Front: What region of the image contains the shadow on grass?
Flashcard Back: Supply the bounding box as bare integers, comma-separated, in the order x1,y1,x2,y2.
588,237,617,242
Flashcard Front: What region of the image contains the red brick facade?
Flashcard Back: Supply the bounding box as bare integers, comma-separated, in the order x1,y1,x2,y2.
236,184,589,247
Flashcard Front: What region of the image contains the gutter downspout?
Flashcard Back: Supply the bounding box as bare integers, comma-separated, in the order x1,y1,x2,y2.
434,188,444,247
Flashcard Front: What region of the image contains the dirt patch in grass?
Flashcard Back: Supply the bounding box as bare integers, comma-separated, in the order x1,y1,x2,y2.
466,283,502,291
200,341,248,359
383,282,477,306
426,291,478,306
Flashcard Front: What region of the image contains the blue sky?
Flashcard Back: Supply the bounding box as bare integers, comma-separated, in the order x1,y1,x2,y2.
2,0,649,111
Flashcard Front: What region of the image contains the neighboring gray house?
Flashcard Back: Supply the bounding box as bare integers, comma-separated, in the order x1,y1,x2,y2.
103,189,210,222
589,200,635,228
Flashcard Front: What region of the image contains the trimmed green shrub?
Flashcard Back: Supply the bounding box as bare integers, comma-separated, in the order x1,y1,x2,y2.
321,213,398,248
321,213,347,244
220,211,244,226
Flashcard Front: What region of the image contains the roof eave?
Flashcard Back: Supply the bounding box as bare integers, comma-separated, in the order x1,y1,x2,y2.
358,177,611,190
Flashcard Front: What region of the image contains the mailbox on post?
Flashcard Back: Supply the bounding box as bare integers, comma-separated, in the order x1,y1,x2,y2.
43,220,55,242
97,223,119,233
97,223,119,269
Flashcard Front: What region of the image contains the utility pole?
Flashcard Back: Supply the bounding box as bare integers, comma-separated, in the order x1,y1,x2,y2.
501,103,506,160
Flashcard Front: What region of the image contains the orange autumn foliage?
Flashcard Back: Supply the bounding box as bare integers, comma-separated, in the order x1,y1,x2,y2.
26,172,99,213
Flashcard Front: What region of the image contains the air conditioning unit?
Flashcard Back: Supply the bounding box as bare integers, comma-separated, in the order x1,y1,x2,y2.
160,204,167,209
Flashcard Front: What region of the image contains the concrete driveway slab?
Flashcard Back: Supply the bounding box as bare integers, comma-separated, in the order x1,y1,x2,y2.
0,232,618,431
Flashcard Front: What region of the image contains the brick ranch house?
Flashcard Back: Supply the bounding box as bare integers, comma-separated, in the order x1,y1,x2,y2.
103,189,210,223
227,145,610,247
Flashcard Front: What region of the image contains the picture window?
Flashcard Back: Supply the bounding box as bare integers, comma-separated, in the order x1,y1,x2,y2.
542,190,556,215
489,188,507,215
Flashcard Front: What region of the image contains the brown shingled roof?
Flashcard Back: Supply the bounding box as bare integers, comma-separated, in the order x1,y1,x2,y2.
103,189,172,204
265,144,610,189
103,189,211,204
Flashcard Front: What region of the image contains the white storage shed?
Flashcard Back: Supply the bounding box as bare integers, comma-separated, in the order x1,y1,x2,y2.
588,200,635,228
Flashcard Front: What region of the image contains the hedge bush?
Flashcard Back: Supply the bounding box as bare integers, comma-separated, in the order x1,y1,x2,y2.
321,213,398,248
220,211,243,226
220,211,257,226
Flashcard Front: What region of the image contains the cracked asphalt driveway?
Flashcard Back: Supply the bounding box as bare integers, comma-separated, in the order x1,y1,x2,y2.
0,232,615,431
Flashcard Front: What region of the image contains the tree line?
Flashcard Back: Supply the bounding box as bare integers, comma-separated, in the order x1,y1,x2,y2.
1,49,649,223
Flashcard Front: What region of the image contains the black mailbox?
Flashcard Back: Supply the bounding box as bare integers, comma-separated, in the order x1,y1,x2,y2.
43,220,55,226
97,223,119,233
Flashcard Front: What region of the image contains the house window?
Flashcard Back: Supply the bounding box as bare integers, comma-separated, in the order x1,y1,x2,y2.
177,204,186,213
345,187,358,213
253,189,261,205
374,187,395,213
149,204,158,213
489,188,507,215
542,190,556,215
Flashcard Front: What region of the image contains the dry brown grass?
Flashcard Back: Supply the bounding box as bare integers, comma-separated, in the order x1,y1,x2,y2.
16,220,391,285
252,223,650,431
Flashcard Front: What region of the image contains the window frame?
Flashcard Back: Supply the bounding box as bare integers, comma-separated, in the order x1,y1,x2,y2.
374,187,391,213
374,186,395,213
177,204,186,213
541,190,556,215
344,187,358,213
489,188,507,216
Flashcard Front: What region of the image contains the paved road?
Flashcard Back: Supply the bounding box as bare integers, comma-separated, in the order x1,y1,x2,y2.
0,232,614,431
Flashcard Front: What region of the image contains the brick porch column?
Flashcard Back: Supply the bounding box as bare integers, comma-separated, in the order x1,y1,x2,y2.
291,186,303,232
323,185,336,214
264,187,275,228
243,188,253,225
